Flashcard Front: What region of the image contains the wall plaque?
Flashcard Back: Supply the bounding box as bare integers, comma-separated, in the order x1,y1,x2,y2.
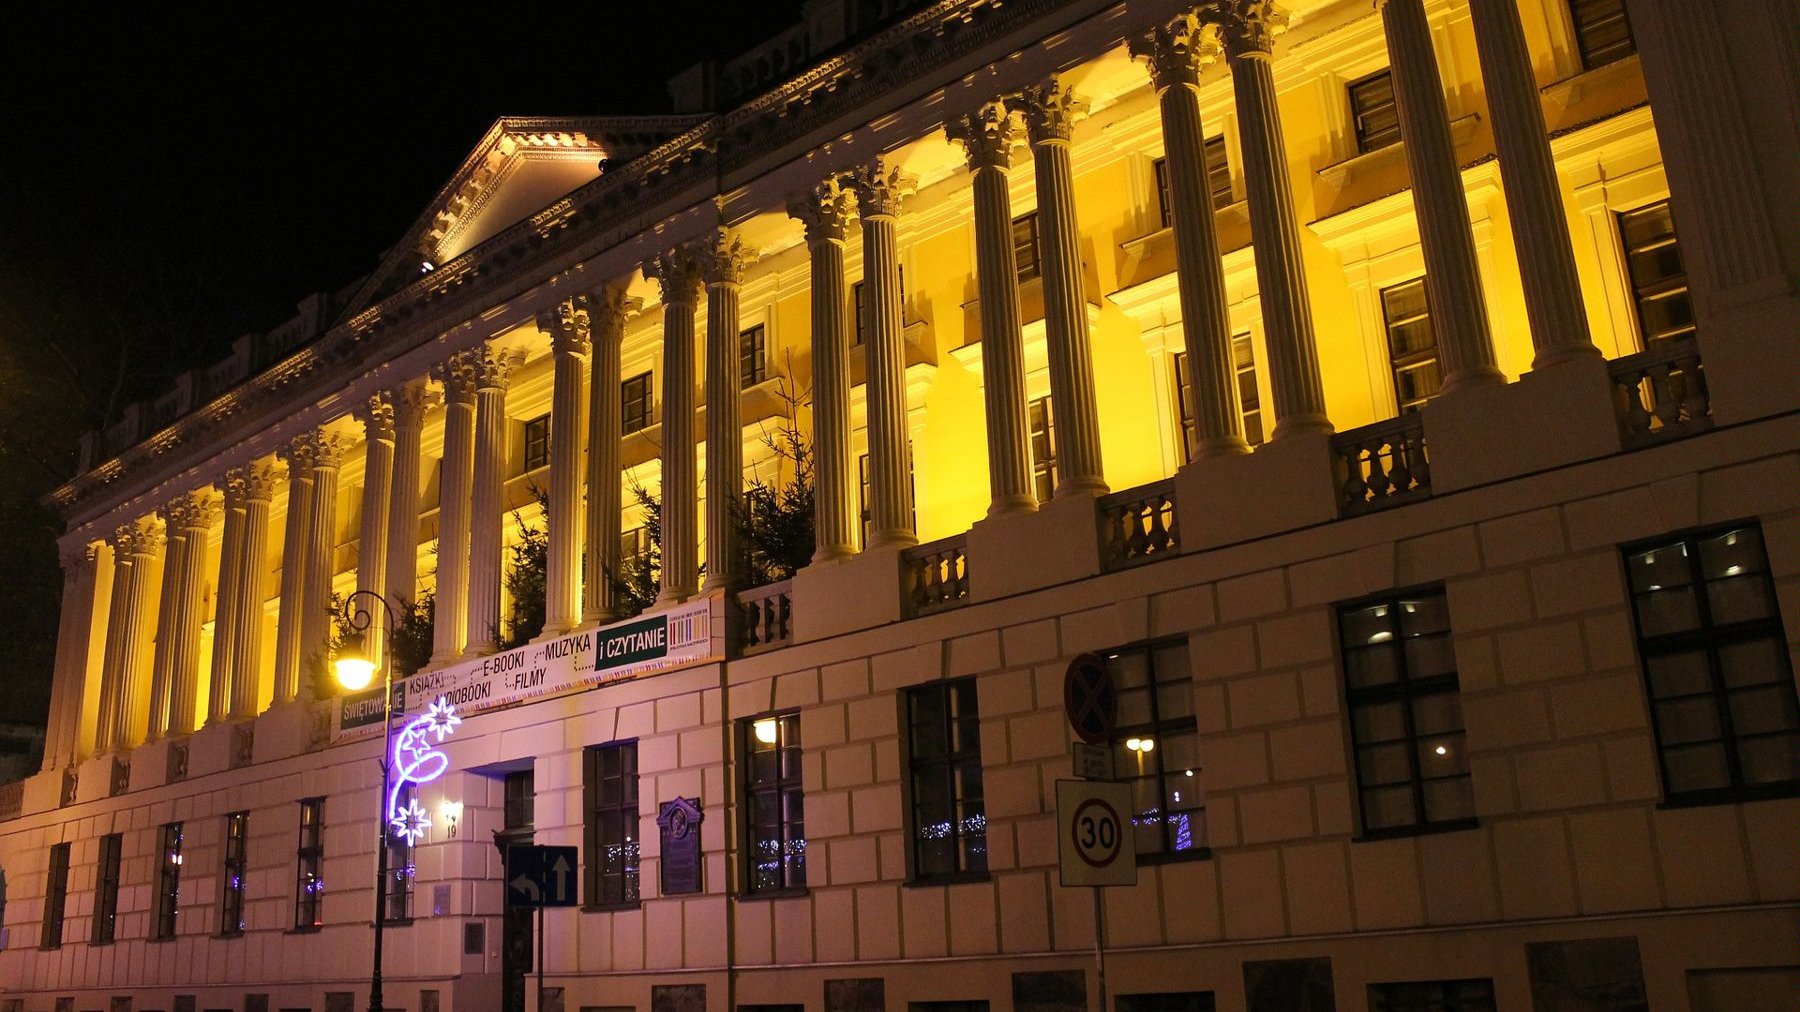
656,797,704,896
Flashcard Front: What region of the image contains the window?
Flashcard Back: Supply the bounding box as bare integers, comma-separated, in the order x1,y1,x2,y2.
856,449,917,550
1525,937,1648,1011
1349,70,1401,153
1381,278,1441,413
153,822,183,940
1369,979,1496,1012
905,679,987,880
621,372,653,434
1173,336,1261,463
852,268,906,347
1012,212,1042,283
93,832,122,944
1029,397,1057,504
40,842,69,948
620,526,651,574
584,742,641,907
221,812,248,936
295,798,324,929
1624,524,1800,802
1570,0,1634,70
1154,138,1232,231
384,784,415,923
740,325,768,388
504,770,536,831
1120,995,1216,1012
1618,201,1695,344
1339,588,1474,835
522,414,550,472
743,713,805,893
1110,640,1205,857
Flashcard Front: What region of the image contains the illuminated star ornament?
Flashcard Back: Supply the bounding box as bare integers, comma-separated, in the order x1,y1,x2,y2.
386,696,461,841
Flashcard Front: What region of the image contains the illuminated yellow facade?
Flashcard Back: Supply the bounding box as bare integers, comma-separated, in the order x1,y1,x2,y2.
4,0,1799,1010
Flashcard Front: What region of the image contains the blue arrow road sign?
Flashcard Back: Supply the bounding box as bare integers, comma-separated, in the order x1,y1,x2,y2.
506,844,579,907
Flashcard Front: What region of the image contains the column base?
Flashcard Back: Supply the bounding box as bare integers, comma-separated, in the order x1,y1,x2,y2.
791,546,906,643
967,491,1104,602
1422,353,1620,494
1174,431,1339,551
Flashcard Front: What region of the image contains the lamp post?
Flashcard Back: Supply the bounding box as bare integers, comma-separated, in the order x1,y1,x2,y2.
333,589,400,1012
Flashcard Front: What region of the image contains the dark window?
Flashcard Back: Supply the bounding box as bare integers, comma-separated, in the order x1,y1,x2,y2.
221,812,248,936
154,822,183,940
384,783,415,923
1525,937,1649,1012
1570,0,1635,70
1173,336,1260,464
1029,397,1057,504
1339,588,1474,835
1618,201,1695,344
1350,70,1401,153
906,679,987,879
41,842,70,948
743,712,805,893
620,526,651,573
295,798,324,929
522,414,550,473
1154,138,1232,231
853,268,907,347
621,372,653,435
1120,995,1216,1012
909,1004,989,1012
1381,278,1441,413
504,770,536,831
740,325,768,388
1012,212,1042,283
1244,957,1336,1012
94,832,122,944
856,449,917,550
1110,640,1205,857
1624,524,1800,802
1369,979,1497,1012
584,742,641,907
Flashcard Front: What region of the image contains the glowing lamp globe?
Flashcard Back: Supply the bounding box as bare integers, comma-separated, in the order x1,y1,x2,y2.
335,635,377,691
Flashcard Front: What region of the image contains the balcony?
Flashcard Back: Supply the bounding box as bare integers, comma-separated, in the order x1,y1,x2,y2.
1610,336,1710,447
738,579,793,656
1332,415,1432,516
905,534,970,616
1099,479,1180,571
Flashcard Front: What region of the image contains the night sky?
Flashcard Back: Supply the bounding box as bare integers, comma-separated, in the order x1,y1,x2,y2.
0,6,806,725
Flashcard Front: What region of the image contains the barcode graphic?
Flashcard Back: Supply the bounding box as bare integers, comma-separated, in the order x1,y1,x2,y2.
667,610,710,650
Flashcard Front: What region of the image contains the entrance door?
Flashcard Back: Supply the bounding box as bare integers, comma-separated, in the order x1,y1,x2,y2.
495,770,535,1012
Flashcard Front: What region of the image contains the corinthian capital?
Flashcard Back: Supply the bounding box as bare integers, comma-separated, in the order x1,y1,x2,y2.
698,229,758,287
355,391,397,443
538,297,592,358
1130,11,1222,89
308,431,350,471
589,284,642,344
390,378,436,429
1008,76,1089,145
786,176,857,245
643,248,703,306
1204,0,1288,60
163,488,223,532
275,433,316,473
113,515,165,557
236,461,281,503
470,346,526,391
434,350,482,404
945,101,1022,171
844,159,917,219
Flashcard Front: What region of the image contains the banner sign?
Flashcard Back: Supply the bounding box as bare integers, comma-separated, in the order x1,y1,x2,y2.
332,598,715,741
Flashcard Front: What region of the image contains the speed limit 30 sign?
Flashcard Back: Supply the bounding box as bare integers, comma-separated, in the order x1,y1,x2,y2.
1055,779,1138,887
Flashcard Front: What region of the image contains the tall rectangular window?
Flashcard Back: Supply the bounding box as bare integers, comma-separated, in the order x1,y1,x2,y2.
221,812,248,936
1381,278,1441,413
505,770,536,831
743,712,805,893
857,449,917,550
153,821,183,940
1110,640,1205,857
1012,212,1042,283
1368,979,1496,1012
906,679,987,880
853,268,907,347
620,526,651,574
584,742,641,907
1569,0,1634,70
295,798,324,929
1618,201,1696,344
40,842,70,949
1349,70,1401,153
522,414,550,472
1624,524,1800,802
1120,995,1215,1012
1029,397,1057,504
740,325,769,388
93,832,122,944
384,784,415,923
1339,588,1474,835
1174,337,1262,463
621,372,653,434
1154,139,1233,231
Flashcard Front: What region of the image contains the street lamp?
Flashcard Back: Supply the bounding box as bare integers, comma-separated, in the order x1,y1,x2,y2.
334,589,401,1012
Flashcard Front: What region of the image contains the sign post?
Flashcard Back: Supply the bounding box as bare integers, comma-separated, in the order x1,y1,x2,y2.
1057,779,1134,1012
506,844,577,1012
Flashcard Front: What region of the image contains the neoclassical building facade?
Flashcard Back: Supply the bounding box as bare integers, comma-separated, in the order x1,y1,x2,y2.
3,0,1798,1009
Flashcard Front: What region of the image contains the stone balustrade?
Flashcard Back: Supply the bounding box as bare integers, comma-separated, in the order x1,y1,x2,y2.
1099,478,1180,571
1332,415,1432,515
905,535,970,616
739,580,794,656
1610,336,1710,447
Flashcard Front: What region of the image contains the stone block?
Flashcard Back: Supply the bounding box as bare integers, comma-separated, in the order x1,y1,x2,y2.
1314,779,1355,837
1160,856,1223,943
1205,793,1240,848
792,546,905,643
1470,753,1519,816
845,696,896,741
773,895,814,964
1419,828,1499,924
968,491,1104,602
1238,784,1314,843
1445,571,1533,633
821,659,871,701
978,717,1011,767
979,668,1036,716
814,888,857,963
1228,671,1302,728
1698,297,1800,425
1396,526,1482,586
1700,454,1800,526
1743,799,1800,901
1653,805,1753,907
1176,431,1338,550
809,789,850,838
947,631,1002,677
1003,619,1060,667
1268,720,1346,781
900,884,948,957
1191,624,1258,680
1150,583,1217,636
1549,673,1648,738
1583,611,1640,671
1568,808,1661,913
1007,710,1068,762
1015,813,1060,868
1283,841,1353,935
1423,354,1621,493
1349,836,1425,929
872,641,941,692
1454,635,1501,691
1516,742,1608,810
655,692,702,732
1531,552,1627,618
855,884,901,961
1255,610,1335,672
1203,732,1270,790
1193,680,1229,734
1496,621,1589,684
1060,603,1124,658
1562,486,1670,551
772,671,821,711
985,764,1044,818
1218,569,1290,624
1219,849,1286,939
828,835,879,884
947,880,1000,955
997,871,1052,952
1478,507,1568,568
1288,552,1369,608
805,703,848,748
1601,735,1660,802
850,783,902,833
1462,688,1552,749
1493,816,1577,918
824,743,874,789
1299,665,1341,717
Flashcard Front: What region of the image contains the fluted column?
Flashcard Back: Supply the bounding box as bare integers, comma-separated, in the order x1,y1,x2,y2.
145,501,187,740
585,286,640,624
230,464,278,719
207,474,246,724
356,394,396,668
539,299,591,632
1132,14,1249,459
386,380,431,608
270,437,314,705
95,516,162,751
1466,0,1597,367
432,354,479,663
150,490,218,737
467,346,524,654
701,229,757,592
1213,1,1331,436
645,249,703,605
44,544,104,768
1379,0,1502,393
846,160,921,544
1009,78,1108,494
298,432,347,694
947,102,1038,514
787,180,859,562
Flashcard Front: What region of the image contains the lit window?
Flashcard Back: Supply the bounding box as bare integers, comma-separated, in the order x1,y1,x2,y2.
1012,212,1042,283
1029,397,1057,504
743,713,806,893
153,821,183,940
906,679,987,880
1338,588,1474,836
522,414,550,473
621,372,653,435
584,742,641,907
1381,278,1441,413
221,812,248,936
1618,201,1696,344
1111,640,1205,857
1569,0,1634,70
1349,70,1401,154
620,526,651,572
1368,979,1496,1012
740,324,769,388
41,842,70,949
1625,524,1800,802
94,832,123,944
294,798,324,929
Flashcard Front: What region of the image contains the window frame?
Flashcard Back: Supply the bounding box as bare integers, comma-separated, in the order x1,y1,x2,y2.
1107,638,1208,861
294,797,325,931
903,678,989,883
1569,0,1635,71
522,413,551,473
93,832,123,944
1367,978,1497,1012
1012,212,1042,283
1029,396,1057,504
740,711,807,896
40,841,70,949
384,783,416,924
153,821,183,941
583,740,642,910
1348,70,1402,154
1379,277,1441,414
621,371,653,435
220,811,248,937
740,324,769,389
1616,200,1696,346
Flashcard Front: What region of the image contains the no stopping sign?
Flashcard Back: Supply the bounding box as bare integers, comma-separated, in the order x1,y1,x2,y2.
1056,780,1138,887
